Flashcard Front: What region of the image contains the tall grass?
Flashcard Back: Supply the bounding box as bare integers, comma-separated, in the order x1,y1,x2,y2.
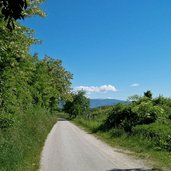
0,106,58,171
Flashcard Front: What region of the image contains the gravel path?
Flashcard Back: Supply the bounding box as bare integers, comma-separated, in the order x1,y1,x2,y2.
40,119,153,171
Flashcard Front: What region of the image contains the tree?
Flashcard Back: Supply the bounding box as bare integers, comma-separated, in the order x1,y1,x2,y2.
144,90,153,99
0,20,38,113
31,55,72,111
0,0,27,29
0,0,45,113
0,0,45,30
0,0,72,121
63,91,90,118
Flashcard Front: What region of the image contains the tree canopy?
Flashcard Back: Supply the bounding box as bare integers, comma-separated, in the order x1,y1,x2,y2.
0,0,45,30
63,91,90,118
0,0,73,128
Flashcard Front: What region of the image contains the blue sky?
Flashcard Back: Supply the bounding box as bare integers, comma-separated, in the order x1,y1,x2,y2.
23,0,171,100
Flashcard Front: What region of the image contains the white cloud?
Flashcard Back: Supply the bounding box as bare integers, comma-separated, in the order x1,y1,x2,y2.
130,83,140,87
75,85,117,94
107,97,113,99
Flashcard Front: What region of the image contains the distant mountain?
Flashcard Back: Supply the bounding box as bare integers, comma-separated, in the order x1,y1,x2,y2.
90,99,128,108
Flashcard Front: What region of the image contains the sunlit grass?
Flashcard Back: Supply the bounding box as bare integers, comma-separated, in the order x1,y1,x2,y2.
0,107,59,171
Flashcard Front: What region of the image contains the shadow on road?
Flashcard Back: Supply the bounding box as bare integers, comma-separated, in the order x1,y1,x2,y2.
107,168,161,171
58,118,66,121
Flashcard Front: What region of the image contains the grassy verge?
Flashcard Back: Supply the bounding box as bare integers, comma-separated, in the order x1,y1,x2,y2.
0,107,59,171
73,117,171,171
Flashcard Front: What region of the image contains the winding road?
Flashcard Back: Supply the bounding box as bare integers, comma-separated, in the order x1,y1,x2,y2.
40,119,153,171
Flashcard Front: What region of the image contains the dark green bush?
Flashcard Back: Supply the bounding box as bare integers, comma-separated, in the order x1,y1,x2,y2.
169,114,171,120
0,113,14,129
101,104,138,132
133,123,171,151
101,101,161,133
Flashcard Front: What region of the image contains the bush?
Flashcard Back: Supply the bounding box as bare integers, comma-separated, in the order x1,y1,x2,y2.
132,101,162,124
169,114,171,120
101,101,163,133
101,104,138,132
0,113,14,129
153,96,171,121
133,123,171,151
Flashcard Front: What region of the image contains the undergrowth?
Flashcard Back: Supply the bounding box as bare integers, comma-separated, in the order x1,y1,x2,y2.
0,106,58,171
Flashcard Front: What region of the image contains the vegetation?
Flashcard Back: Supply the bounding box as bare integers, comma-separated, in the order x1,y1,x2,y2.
0,0,72,170
63,91,90,119
1,0,171,170
71,91,171,170
0,0,44,30
0,107,59,171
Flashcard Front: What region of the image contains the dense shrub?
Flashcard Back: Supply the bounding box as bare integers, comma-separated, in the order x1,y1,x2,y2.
169,114,171,120
133,123,171,151
101,101,162,133
153,96,171,106
0,113,15,129
101,104,137,132
132,101,162,124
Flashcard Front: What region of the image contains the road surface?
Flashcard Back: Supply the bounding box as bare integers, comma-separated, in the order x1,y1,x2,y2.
40,119,153,171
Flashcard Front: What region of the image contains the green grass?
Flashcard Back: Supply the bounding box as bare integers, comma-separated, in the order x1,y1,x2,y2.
0,107,59,171
96,131,171,171
73,117,171,171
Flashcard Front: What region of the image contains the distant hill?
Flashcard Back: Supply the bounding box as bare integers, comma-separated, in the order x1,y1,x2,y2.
90,99,128,108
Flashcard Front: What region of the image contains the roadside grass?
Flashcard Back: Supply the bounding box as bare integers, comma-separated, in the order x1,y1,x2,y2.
73,117,171,171
96,131,171,171
0,107,59,171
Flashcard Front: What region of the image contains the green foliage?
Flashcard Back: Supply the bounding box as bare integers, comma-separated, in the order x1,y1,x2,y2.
0,0,48,116
30,55,72,110
144,90,153,99
0,9,72,124
0,0,46,30
0,0,27,30
73,92,171,170
0,107,58,171
132,101,162,125
89,105,113,120
101,100,162,132
63,91,90,118
169,114,171,120
101,104,136,132
74,91,171,153
74,116,101,132
0,113,14,129
133,123,171,151
0,1,73,171
153,96,171,121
